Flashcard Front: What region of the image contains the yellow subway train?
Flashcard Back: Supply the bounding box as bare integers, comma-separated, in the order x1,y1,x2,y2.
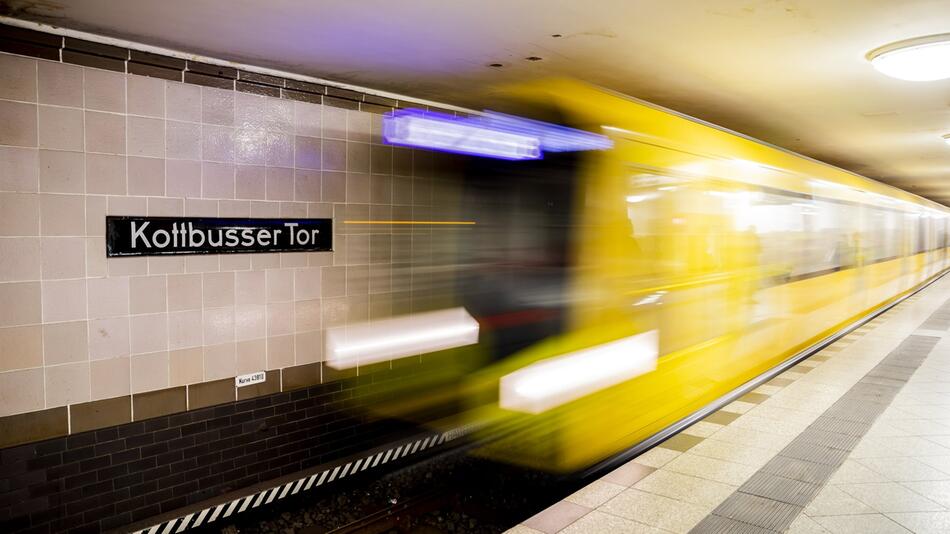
351,80,950,472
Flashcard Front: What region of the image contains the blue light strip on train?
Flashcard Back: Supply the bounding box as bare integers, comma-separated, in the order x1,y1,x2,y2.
382,108,612,160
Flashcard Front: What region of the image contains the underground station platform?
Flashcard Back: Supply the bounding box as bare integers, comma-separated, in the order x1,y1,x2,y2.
3,3,950,534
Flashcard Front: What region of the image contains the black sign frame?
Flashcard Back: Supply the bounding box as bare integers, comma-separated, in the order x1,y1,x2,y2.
106,216,333,257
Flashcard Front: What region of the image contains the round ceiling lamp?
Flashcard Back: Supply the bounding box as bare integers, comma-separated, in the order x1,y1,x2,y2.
867,34,950,81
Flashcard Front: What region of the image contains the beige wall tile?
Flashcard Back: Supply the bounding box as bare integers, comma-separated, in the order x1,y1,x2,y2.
147,256,184,275
87,317,130,360
346,173,370,203
45,362,90,407
322,139,345,171
294,299,321,332
166,120,200,160
203,342,235,380
0,237,41,281
0,281,40,325
265,167,293,200
0,100,37,147
266,335,294,369
346,110,371,143
294,136,320,170
90,356,130,400
0,54,36,101
235,339,266,375
127,156,164,196
203,307,234,345
165,159,201,198
167,273,202,311
131,313,168,354
0,146,39,192
249,201,279,218
346,235,370,265
0,325,42,371
37,61,82,107
294,267,322,300
85,153,126,195
203,124,235,162
85,238,106,277
265,132,293,167
202,87,233,126
85,195,106,236
83,68,125,112
294,101,321,137
346,265,369,295
40,279,84,323
0,192,39,235
266,268,293,302
184,254,218,273
264,97,293,133
0,368,44,416
107,256,147,277
219,254,250,271
128,116,164,158
322,171,345,202
202,161,234,199
280,251,307,268
234,305,265,341
235,165,265,200
107,194,147,216
166,81,200,121
344,141,368,173
38,105,83,151
266,302,293,336
147,196,182,216
294,169,321,202
294,330,322,364
322,106,346,139
87,276,129,318
203,271,234,307
169,347,202,386
321,266,346,298
322,296,347,328
39,193,84,236
218,199,249,217
85,111,126,154
43,320,88,365
128,74,164,118
131,351,169,393
40,237,85,279
346,294,369,322
184,198,217,216
235,92,265,129
168,309,202,349
38,149,83,193
130,275,166,314
279,201,306,218
370,145,392,174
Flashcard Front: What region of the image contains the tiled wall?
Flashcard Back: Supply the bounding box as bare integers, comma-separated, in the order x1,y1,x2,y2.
0,49,459,427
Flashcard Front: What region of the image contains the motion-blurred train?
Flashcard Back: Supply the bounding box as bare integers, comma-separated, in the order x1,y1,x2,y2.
328,80,950,473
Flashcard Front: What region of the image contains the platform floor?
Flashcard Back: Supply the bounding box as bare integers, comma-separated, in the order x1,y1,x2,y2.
508,274,950,534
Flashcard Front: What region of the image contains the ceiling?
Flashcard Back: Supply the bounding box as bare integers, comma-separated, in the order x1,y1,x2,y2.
3,0,949,202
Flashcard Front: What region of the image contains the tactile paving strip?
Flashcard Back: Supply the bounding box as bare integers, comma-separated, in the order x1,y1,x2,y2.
690,332,941,533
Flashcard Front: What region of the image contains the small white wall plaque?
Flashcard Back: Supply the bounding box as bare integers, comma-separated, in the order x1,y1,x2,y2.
236,371,266,387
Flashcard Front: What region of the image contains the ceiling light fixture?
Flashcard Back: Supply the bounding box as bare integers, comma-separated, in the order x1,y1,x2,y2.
943,134,950,146
867,34,950,81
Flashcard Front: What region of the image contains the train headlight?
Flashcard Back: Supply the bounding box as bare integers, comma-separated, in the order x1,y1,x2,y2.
498,330,658,414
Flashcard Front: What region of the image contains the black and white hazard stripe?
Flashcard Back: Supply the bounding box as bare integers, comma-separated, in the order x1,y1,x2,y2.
130,425,477,534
